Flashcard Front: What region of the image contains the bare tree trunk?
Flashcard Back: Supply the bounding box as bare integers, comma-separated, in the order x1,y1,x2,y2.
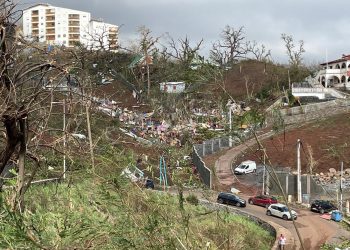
146,62,150,97
244,76,250,99
85,100,95,172
12,118,26,212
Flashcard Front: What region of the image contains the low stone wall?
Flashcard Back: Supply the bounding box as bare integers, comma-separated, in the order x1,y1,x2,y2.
266,99,350,125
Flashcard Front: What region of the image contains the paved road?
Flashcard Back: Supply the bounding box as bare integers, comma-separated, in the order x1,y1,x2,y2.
214,133,350,249
239,197,341,250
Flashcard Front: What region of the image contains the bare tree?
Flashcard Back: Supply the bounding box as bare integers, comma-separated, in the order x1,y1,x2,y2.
281,33,305,68
137,26,160,97
246,40,271,61
210,25,247,66
0,0,69,211
164,34,203,66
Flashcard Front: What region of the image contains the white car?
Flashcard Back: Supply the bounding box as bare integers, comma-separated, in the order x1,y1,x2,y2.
234,160,257,174
266,203,297,220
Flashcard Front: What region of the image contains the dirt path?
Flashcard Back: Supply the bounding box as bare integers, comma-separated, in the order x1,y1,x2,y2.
213,132,350,249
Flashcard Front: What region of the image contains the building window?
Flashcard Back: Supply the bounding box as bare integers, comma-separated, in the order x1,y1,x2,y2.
329,66,333,69
63,34,66,37
58,34,61,38
173,86,176,90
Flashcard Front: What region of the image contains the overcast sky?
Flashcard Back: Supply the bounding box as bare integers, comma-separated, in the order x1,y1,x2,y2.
19,0,350,65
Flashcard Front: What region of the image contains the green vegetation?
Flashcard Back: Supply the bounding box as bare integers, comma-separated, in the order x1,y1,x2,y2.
0,178,274,249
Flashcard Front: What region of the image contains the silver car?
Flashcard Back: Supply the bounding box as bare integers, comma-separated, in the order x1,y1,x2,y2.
266,203,297,220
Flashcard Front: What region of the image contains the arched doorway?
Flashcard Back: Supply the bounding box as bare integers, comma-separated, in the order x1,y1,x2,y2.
328,75,340,87
321,76,326,87
341,75,346,83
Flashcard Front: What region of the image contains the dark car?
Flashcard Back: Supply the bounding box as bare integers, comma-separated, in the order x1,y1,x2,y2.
248,195,278,208
310,200,337,214
217,192,246,207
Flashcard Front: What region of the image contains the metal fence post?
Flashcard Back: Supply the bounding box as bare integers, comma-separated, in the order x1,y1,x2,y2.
211,140,214,154
202,141,205,156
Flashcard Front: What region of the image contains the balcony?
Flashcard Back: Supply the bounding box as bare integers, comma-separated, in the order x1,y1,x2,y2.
46,35,55,41
31,17,39,22
46,23,55,28
68,34,79,40
46,29,55,35
68,27,80,33
109,27,117,33
32,24,39,29
68,21,80,27
68,14,80,20
32,10,39,16
318,69,347,75
46,9,55,16
46,16,55,22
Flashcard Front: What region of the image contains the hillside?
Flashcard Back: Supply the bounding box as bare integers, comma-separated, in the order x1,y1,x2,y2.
212,60,291,101
233,112,350,174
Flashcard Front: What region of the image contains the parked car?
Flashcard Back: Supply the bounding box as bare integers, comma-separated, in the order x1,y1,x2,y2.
217,192,246,207
234,160,257,175
266,203,297,220
248,195,278,208
310,200,337,214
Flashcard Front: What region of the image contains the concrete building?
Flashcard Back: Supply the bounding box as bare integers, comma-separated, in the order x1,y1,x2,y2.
159,82,186,93
22,3,118,51
317,54,350,88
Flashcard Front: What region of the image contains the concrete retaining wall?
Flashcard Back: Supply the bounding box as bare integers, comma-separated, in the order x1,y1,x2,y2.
266,99,350,125
198,199,290,249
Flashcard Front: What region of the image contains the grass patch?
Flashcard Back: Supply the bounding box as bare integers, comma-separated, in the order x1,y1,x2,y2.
0,178,274,249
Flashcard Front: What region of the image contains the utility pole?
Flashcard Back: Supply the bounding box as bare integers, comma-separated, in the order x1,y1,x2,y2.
297,139,302,203
228,107,232,147
340,162,343,212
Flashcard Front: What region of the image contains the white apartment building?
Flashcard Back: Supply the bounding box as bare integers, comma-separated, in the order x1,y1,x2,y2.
22,4,118,51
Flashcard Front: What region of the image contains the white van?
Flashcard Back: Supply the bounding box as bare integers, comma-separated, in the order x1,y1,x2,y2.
234,160,257,175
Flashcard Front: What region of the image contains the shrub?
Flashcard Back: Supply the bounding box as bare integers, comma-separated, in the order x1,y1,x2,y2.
186,194,199,205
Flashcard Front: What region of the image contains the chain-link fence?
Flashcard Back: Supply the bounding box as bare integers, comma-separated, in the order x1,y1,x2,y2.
268,171,350,203
194,136,230,157
192,146,212,188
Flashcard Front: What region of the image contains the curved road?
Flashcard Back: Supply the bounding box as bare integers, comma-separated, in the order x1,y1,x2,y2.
214,134,350,249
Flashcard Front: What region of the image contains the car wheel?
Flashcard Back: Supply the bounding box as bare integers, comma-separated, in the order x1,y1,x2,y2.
266,210,271,216
236,202,241,207
249,200,254,205
320,209,325,214
218,198,224,204
282,215,288,220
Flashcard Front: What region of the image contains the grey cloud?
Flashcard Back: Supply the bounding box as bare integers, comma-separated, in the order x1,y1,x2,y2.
21,0,350,64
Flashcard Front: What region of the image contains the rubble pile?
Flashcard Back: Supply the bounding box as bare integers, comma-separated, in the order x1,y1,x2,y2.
314,168,350,189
